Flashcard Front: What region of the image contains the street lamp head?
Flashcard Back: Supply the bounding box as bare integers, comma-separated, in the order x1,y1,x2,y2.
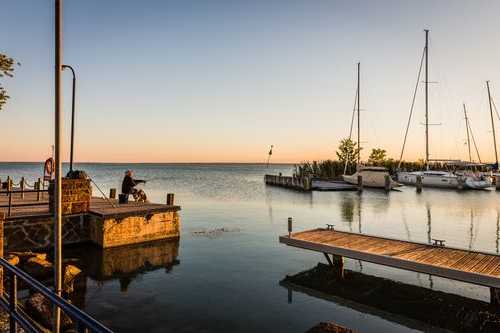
61,64,75,76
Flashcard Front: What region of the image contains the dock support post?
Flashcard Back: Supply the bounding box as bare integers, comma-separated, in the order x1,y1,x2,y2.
323,252,344,278
457,176,465,190
166,193,175,205
109,188,116,199
384,175,391,192
357,175,363,193
302,176,311,191
20,177,25,199
416,175,422,193
496,176,500,191
288,217,292,237
490,287,500,313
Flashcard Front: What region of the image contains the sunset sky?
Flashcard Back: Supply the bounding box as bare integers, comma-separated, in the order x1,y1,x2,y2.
2,0,500,163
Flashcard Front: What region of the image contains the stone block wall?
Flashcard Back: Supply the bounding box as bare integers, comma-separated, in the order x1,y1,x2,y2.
88,210,180,248
49,178,92,215
4,215,90,251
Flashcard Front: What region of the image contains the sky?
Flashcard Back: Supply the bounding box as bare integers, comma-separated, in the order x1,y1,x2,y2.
1,0,500,163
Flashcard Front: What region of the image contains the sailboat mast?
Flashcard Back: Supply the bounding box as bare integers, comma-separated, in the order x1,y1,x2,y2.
463,103,472,163
357,62,361,168
424,29,429,170
487,80,498,168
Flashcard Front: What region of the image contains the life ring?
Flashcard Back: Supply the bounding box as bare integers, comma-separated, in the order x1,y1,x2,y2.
44,158,55,180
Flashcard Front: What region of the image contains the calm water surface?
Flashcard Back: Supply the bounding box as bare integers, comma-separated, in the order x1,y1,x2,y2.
1,162,499,332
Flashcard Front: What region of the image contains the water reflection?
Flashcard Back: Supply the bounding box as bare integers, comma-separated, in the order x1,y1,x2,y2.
280,264,500,333
340,196,356,225
68,239,180,293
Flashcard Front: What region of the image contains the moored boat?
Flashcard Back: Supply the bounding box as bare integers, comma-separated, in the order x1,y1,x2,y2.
343,166,399,189
397,170,491,190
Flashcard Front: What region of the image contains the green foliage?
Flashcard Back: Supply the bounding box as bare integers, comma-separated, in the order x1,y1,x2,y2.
368,148,387,165
0,53,19,111
336,138,360,172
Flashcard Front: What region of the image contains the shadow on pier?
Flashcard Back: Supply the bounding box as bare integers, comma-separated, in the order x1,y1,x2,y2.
280,263,500,333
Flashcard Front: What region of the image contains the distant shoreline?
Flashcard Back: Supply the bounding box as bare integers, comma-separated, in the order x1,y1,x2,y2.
0,161,296,165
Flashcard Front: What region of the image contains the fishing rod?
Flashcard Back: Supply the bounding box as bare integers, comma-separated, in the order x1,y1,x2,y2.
89,177,117,208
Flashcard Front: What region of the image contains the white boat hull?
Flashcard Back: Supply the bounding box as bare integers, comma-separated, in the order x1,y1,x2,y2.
397,171,491,190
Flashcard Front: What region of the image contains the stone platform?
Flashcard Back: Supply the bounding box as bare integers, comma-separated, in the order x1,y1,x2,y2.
0,194,181,251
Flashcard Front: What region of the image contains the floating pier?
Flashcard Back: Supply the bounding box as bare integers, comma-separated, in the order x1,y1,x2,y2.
265,174,358,191
280,227,500,310
310,179,357,191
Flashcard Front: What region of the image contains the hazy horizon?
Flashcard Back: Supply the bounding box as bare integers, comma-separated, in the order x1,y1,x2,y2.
2,1,500,163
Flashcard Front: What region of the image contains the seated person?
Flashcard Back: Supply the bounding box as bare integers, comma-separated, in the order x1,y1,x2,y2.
121,170,147,202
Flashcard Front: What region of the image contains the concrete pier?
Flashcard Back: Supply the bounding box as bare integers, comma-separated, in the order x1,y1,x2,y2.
0,192,181,251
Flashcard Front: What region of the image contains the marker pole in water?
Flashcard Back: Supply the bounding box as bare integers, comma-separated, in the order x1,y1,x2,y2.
266,145,273,168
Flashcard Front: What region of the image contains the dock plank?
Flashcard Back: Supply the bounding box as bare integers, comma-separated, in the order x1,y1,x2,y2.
0,193,179,219
280,228,500,289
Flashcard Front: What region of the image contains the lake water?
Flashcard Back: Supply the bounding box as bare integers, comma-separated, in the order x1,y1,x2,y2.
1,162,499,332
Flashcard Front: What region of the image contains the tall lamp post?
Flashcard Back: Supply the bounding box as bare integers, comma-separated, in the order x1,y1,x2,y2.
62,64,76,173
54,1,63,332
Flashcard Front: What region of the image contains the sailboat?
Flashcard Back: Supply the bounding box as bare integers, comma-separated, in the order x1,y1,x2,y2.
397,30,491,190
342,63,399,189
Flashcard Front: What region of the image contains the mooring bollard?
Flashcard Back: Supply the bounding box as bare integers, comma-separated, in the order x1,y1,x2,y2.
20,177,25,199
288,217,293,237
166,193,175,205
384,175,391,192
496,176,500,191
36,178,41,201
357,175,363,192
7,178,12,193
109,188,117,199
416,175,422,193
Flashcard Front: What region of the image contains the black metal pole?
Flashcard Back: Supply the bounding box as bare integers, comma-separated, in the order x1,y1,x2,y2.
54,1,63,332
62,65,76,173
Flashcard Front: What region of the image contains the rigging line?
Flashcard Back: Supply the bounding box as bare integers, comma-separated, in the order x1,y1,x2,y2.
467,118,482,163
349,86,358,139
492,96,500,122
397,46,426,169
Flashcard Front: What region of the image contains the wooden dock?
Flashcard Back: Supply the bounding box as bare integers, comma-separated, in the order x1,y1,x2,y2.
265,175,358,191
311,180,357,191
280,227,500,308
265,174,311,191
0,191,179,219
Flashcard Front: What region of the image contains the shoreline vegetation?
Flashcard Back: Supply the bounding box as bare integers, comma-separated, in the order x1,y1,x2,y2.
293,138,492,179
293,159,493,179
